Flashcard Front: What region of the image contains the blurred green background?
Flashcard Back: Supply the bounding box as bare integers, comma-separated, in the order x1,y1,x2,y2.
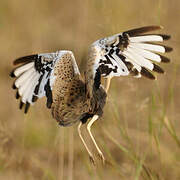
0,0,180,179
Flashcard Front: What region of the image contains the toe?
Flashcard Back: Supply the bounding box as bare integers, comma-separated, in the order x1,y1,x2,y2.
98,153,106,164
89,155,96,165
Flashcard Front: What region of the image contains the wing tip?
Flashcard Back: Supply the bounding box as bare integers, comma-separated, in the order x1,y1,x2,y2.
125,25,163,36
18,101,30,114
13,57,25,65
24,102,30,114
16,91,20,99
13,55,37,65
153,63,164,74
10,70,16,77
12,83,17,89
165,46,173,52
141,67,156,80
160,55,171,63
162,34,171,40
19,101,24,109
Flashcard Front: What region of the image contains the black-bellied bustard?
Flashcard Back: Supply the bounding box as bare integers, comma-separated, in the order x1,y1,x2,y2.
10,26,172,164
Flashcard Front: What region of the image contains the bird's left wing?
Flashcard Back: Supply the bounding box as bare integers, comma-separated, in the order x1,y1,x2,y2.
86,26,172,92
10,50,80,113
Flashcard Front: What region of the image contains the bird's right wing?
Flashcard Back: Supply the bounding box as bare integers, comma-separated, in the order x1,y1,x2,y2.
10,51,80,113
85,26,172,95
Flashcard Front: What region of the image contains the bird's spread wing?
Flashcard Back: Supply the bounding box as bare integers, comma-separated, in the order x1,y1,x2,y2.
10,51,80,113
87,26,172,88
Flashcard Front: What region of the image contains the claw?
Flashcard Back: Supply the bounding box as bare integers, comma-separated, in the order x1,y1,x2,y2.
89,155,96,165
98,152,106,165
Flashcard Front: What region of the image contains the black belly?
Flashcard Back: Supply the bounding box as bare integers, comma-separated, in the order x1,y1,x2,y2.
80,113,94,124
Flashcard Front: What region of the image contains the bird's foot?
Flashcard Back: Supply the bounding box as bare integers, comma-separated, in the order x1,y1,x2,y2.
98,152,106,165
89,155,96,165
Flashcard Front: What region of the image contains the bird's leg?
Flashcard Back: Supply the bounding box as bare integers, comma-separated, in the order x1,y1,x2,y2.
87,115,105,164
78,122,95,165
105,77,112,93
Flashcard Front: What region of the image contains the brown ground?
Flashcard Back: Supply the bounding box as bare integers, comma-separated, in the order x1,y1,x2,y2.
0,0,180,179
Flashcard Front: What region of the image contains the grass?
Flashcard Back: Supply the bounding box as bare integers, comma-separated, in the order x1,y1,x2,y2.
0,0,180,179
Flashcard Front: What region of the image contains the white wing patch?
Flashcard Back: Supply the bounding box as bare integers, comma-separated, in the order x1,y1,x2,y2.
91,26,172,81
14,62,34,77
11,50,78,113
129,35,163,42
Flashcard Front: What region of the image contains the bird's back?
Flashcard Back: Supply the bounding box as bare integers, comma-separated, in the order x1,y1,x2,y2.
51,52,90,126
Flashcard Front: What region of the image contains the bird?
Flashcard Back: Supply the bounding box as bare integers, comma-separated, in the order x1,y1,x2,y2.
10,26,172,164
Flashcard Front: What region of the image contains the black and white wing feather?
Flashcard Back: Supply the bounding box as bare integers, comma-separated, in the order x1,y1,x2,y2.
10,51,79,113
89,26,172,83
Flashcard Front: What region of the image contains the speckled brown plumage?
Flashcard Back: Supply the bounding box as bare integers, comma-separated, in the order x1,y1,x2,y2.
51,52,107,126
